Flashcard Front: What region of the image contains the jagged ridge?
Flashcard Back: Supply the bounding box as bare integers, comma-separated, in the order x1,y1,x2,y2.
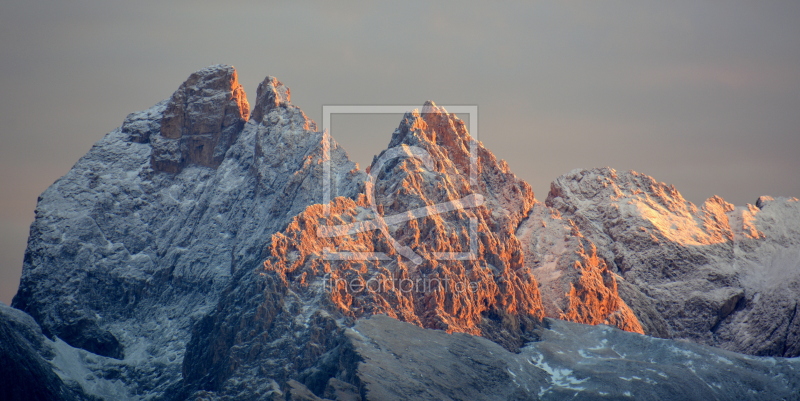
4,65,799,400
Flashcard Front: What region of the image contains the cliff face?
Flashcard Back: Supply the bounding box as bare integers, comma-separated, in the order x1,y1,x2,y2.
11,65,363,397
517,203,644,334
547,167,800,356
6,66,800,400
180,102,551,397
0,303,91,401
152,66,250,172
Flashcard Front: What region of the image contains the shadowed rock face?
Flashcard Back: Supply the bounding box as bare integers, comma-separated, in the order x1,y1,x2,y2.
11,65,362,398
0,304,86,401
547,167,800,356
319,315,799,401
7,66,800,400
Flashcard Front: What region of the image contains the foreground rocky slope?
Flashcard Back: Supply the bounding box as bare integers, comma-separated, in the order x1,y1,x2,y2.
322,315,799,401
5,65,800,399
0,303,92,401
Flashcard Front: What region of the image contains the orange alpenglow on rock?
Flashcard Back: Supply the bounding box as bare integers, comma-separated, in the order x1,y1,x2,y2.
152,65,250,173
261,100,646,351
16,65,800,400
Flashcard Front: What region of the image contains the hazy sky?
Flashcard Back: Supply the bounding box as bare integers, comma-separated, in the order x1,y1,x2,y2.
1,1,799,304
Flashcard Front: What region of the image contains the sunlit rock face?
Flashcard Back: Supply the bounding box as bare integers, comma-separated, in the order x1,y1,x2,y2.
517,203,644,334
11,65,362,399
180,103,656,399
547,167,800,356
151,65,250,173
181,102,551,397
6,66,800,400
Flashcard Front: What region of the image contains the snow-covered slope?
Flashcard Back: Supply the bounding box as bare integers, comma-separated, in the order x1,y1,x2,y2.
5,66,799,399
331,315,800,401
547,167,800,356
180,102,549,397
11,65,363,399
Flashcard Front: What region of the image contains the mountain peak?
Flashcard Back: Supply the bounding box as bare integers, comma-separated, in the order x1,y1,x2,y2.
9,66,800,400
421,99,439,113
152,64,250,173
385,102,473,174
251,76,291,123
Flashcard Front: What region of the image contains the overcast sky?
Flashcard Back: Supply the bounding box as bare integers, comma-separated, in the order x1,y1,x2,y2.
1,1,799,304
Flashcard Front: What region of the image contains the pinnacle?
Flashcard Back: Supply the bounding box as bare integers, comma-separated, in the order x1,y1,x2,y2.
152,65,250,172
251,76,291,123
421,99,438,110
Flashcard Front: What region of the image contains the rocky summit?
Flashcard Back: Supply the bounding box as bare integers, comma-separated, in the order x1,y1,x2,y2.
2,65,799,400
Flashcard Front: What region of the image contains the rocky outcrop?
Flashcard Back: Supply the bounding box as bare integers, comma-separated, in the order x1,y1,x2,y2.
547,167,800,356
517,203,644,334
0,303,90,401
250,76,291,124
12,65,362,399
10,65,800,400
181,102,549,398
151,65,250,173
229,314,800,401
332,315,799,401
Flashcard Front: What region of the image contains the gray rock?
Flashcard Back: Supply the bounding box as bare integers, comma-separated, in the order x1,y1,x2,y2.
0,303,93,401
10,66,800,400
303,314,800,401
547,167,800,357
344,315,548,401
12,65,362,399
